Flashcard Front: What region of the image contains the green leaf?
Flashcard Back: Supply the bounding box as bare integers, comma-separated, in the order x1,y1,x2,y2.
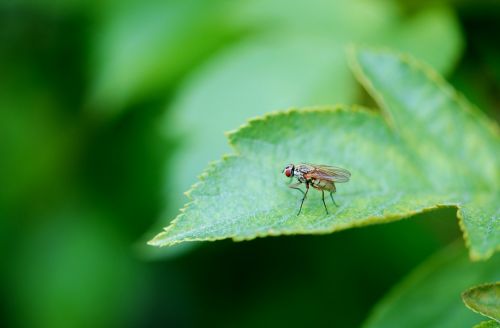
163,2,463,222
474,321,500,328
462,282,500,322
149,48,499,260
362,243,500,328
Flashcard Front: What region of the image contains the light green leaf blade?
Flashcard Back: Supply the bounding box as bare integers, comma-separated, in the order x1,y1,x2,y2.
462,282,500,322
153,107,445,245
363,243,500,328
163,2,463,226
150,49,499,260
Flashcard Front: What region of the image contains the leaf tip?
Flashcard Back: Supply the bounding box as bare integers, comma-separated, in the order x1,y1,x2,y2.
147,232,167,247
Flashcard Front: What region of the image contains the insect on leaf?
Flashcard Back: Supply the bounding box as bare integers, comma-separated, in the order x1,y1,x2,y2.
149,47,500,260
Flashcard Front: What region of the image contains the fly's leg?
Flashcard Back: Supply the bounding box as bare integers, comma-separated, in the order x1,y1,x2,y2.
321,190,329,214
288,182,305,196
330,191,338,207
297,182,309,215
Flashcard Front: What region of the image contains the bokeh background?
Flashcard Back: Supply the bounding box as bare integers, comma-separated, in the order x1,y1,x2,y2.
1,0,499,327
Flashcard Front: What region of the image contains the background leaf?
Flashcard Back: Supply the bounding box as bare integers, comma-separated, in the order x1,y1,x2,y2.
88,0,233,114
150,48,500,260
362,242,500,328
462,282,500,322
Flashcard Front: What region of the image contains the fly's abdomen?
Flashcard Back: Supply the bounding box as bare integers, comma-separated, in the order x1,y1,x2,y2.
311,179,335,191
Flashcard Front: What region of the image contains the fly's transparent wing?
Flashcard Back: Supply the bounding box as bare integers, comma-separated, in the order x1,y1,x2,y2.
305,164,351,183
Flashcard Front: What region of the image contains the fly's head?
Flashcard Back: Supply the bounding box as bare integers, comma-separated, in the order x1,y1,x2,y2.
283,164,295,178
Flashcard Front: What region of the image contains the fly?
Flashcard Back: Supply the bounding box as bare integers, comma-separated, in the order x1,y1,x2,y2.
283,163,351,215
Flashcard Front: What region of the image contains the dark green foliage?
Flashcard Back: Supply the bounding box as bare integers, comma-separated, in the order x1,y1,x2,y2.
1,1,499,327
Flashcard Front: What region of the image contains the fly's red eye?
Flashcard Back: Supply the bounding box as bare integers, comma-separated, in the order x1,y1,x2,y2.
285,168,292,177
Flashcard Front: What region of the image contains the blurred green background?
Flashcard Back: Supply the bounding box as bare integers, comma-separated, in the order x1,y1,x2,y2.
1,0,499,327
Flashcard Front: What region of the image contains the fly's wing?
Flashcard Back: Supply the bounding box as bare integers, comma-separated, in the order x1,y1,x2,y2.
304,164,351,183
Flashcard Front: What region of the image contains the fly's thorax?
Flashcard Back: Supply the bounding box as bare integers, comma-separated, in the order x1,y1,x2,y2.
293,168,304,180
